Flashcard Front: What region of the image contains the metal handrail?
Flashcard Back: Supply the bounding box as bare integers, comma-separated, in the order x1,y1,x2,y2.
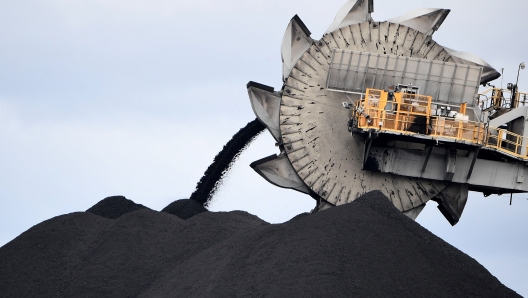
485,127,528,158
355,100,528,159
477,87,528,109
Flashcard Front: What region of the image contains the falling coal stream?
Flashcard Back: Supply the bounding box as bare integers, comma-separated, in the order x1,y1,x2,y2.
189,118,266,207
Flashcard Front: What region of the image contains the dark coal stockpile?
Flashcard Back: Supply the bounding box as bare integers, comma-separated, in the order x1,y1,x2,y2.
0,191,520,297
189,118,265,206
86,195,149,219
161,198,207,219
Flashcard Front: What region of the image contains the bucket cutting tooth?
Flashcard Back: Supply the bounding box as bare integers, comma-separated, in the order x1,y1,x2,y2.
386,9,499,84
433,183,469,226
325,0,374,34
417,180,469,225
387,8,450,36
250,154,311,194
443,47,501,84
247,81,282,142
282,15,313,82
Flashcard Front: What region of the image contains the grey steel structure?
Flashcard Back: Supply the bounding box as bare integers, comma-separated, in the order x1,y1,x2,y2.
247,0,524,225
326,50,482,105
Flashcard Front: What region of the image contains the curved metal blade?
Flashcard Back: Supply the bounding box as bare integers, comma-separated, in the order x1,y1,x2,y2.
444,47,501,84
432,182,469,226
250,154,311,194
325,0,374,34
247,81,282,142
281,15,313,81
387,8,450,36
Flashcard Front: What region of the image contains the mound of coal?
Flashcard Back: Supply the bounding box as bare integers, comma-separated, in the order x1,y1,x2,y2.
0,191,520,297
0,209,266,297
86,195,149,219
162,198,208,219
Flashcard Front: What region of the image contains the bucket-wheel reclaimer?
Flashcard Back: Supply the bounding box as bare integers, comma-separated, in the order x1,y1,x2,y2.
247,0,527,225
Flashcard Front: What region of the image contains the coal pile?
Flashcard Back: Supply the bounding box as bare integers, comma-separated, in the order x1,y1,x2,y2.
161,198,208,219
0,191,520,297
86,195,149,219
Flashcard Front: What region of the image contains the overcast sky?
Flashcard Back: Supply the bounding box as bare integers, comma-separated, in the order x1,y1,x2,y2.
1,0,527,295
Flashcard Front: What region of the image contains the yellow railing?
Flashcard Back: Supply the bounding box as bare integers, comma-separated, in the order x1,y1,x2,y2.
358,108,429,134
357,88,432,133
354,88,528,160
429,117,485,144
478,87,505,110
477,87,528,109
358,105,486,143
485,127,528,158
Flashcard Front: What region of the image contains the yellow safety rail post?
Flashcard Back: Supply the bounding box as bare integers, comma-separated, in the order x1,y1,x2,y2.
394,92,402,131
514,91,528,108
498,129,503,148
460,103,466,114
472,123,479,144
475,123,485,144
516,135,521,155
380,110,387,130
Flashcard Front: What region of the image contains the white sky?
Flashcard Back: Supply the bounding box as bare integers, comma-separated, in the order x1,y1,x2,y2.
0,0,527,295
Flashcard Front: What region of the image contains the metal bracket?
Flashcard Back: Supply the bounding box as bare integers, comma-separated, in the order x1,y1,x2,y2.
466,146,480,181
444,147,457,181
363,138,373,169
362,130,378,169
517,164,525,183
421,146,433,174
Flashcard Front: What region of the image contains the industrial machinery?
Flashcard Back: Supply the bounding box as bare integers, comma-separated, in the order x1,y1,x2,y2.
247,0,527,225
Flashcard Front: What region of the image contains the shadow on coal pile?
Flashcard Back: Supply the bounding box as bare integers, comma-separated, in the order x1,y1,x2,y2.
0,191,521,297
162,198,207,220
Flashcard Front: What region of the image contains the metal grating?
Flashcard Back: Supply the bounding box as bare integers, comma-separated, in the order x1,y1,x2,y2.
326,49,483,106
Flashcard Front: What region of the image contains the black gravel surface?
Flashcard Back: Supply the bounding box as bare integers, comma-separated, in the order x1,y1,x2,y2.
0,191,520,297
189,118,265,206
86,195,149,219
